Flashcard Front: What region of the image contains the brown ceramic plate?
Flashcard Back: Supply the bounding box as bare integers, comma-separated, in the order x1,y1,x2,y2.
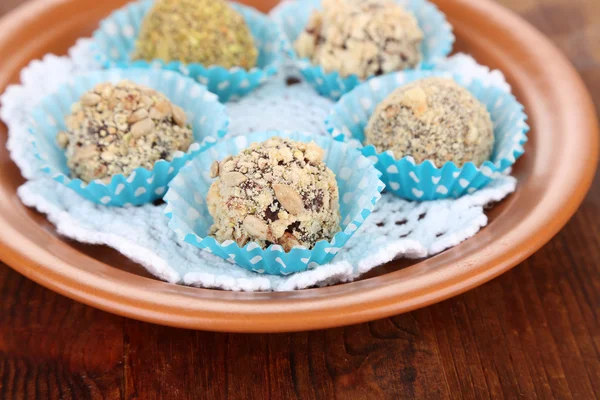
0,0,597,333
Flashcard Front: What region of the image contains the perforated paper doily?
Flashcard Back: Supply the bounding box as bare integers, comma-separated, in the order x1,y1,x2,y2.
0,38,517,292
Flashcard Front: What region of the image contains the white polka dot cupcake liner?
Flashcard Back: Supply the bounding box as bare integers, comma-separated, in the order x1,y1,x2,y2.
273,0,454,100
29,69,229,207
92,0,284,102
164,130,385,275
325,70,529,201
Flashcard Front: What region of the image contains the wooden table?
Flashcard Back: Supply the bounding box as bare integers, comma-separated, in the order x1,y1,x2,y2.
0,0,598,398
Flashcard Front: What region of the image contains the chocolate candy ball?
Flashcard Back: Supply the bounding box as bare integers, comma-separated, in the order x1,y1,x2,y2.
365,77,494,167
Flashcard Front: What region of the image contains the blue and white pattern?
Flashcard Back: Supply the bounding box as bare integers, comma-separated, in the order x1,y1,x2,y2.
272,0,454,100
3,45,521,290
164,130,385,275
92,0,284,102
326,70,529,200
29,68,229,207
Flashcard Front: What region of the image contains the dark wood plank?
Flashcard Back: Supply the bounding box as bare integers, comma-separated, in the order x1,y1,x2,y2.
0,0,598,399
0,267,125,399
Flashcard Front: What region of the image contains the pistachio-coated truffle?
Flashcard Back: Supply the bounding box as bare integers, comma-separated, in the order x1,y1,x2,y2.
133,0,258,69
365,77,494,167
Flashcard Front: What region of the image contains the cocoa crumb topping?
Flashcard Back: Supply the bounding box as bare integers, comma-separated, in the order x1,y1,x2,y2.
365,77,495,167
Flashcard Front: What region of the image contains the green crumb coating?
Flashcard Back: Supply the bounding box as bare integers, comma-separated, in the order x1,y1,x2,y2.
132,0,258,69
365,78,494,167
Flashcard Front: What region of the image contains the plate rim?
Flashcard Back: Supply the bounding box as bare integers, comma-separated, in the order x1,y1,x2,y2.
0,0,597,332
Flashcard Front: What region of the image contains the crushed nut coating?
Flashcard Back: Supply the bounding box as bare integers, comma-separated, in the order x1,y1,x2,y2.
365,77,495,167
58,80,193,183
133,0,258,69
294,0,423,79
207,137,341,252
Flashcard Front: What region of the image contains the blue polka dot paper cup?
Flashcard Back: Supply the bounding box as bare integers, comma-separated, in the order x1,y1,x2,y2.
164,131,385,276
325,70,529,201
29,69,229,207
92,0,283,102
273,0,454,100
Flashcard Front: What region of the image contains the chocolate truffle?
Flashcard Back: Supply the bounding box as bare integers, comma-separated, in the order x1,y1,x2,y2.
132,0,258,69
57,80,193,183
294,0,423,79
207,137,341,252
365,77,495,167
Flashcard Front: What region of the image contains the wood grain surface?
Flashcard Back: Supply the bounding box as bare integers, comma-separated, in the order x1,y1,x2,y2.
1,0,599,399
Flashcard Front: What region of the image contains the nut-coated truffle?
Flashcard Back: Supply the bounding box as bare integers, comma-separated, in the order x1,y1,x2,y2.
207,137,341,251
57,80,193,183
295,0,423,79
365,77,494,167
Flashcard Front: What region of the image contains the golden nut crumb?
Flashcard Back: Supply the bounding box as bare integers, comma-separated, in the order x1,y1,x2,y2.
221,172,248,187
209,161,220,178
365,77,495,167
279,232,302,252
273,184,305,216
130,118,155,138
132,0,258,69
206,137,341,251
80,92,102,107
58,80,193,183
172,105,187,127
128,108,149,124
294,0,423,79
56,131,69,149
243,215,269,240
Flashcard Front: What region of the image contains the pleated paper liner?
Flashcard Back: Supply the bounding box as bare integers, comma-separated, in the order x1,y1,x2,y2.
92,0,284,102
326,70,529,200
274,0,454,100
165,131,385,275
29,68,229,206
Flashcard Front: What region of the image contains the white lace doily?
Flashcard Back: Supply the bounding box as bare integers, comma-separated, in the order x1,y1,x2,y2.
0,39,517,292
